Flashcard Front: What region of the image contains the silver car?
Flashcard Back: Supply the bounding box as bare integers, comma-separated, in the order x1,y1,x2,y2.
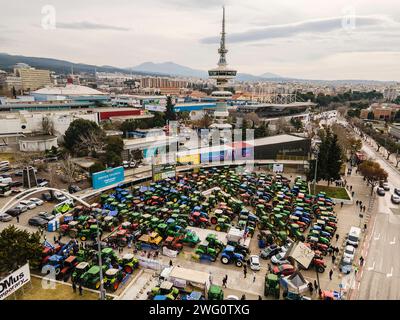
391,194,400,204
0,213,13,222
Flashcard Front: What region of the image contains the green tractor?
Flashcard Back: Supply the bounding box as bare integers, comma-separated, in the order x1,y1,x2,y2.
264,274,280,299
121,253,139,274
215,217,231,232
75,224,103,242
149,281,180,300
71,262,90,284
208,284,224,300
181,231,200,247
80,265,107,290
205,233,224,253
195,242,218,262
103,268,125,292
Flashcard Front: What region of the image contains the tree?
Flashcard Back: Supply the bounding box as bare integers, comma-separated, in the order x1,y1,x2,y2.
165,96,177,122
130,148,143,163
103,136,124,167
89,162,106,174
254,122,270,138
275,118,291,134
76,130,107,156
0,225,42,274
196,114,213,128
60,155,79,185
290,117,303,131
64,119,104,155
358,160,388,194
152,112,166,127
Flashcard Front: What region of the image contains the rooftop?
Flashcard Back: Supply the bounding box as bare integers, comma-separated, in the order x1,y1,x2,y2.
33,84,107,96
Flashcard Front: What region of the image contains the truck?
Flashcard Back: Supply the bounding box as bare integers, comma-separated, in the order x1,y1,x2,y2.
346,226,361,248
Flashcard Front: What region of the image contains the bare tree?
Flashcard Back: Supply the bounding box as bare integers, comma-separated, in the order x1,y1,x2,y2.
75,131,106,156
244,112,261,127
42,116,55,135
60,155,79,184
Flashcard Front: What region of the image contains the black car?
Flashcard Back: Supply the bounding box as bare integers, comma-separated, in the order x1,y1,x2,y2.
41,192,53,201
394,188,400,196
377,187,385,196
28,217,48,227
5,208,22,217
68,184,81,194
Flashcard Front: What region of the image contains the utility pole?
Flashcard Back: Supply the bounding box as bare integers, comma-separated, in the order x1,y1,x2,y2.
313,147,319,195
96,219,106,300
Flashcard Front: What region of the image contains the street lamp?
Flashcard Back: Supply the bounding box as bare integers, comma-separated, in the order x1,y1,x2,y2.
313,147,320,195
96,218,106,300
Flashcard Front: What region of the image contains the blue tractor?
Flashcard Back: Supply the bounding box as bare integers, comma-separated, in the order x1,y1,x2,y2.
220,245,244,267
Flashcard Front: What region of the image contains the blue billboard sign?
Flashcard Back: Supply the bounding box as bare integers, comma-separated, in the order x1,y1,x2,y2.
92,166,125,189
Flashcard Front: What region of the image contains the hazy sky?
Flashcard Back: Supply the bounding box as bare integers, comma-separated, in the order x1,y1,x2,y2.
1,0,400,80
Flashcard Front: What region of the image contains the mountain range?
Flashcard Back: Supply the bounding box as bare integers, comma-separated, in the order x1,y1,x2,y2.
0,53,395,84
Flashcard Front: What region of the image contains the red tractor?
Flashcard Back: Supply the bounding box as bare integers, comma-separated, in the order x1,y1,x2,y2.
42,245,61,265
163,236,183,251
188,212,210,228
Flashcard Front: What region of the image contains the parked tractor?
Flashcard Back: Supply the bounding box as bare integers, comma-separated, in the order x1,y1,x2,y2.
103,268,125,292
181,231,200,247
264,274,280,299
220,245,244,267
107,229,129,247
188,211,210,228
58,255,78,281
208,284,224,300
137,232,163,249
80,265,107,289
215,217,231,232
194,242,218,262
71,261,90,284
205,234,224,253
121,253,139,274
163,236,183,251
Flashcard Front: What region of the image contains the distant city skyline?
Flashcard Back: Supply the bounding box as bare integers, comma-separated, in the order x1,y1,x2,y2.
1,0,400,81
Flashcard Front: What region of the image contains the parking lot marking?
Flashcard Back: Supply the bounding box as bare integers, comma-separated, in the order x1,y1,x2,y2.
367,261,375,271
386,267,393,278
374,233,380,241
390,237,396,245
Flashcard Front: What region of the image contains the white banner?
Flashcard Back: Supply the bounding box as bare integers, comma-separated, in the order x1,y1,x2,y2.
162,246,179,258
273,163,284,173
0,263,31,300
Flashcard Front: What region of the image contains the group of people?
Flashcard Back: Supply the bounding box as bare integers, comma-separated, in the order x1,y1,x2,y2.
355,200,366,213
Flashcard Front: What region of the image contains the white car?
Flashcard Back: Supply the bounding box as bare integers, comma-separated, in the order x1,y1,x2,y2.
271,252,290,265
248,255,261,271
30,198,44,206
343,245,356,260
226,295,239,300
19,200,36,210
122,161,129,168
54,191,67,202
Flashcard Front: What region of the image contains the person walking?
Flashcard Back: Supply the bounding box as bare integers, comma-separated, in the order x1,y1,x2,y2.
308,282,314,295
258,295,262,300
329,269,333,280
364,223,367,231
72,281,77,293
222,276,227,288
354,266,359,277
350,185,353,191
359,256,364,266
351,191,355,197
340,202,344,208
335,234,339,242
16,215,20,223
356,200,359,206
78,284,83,296
253,273,256,283
240,294,246,300
332,255,336,264
243,265,247,278
169,259,173,267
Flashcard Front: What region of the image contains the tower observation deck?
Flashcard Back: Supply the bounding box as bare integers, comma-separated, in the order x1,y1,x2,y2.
208,6,237,112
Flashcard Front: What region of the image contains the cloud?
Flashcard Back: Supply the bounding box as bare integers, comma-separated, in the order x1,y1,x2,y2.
201,15,395,44
56,21,130,31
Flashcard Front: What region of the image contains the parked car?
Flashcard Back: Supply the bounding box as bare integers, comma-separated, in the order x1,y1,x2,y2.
339,256,353,274
37,211,55,221
248,255,261,271
38,181,49,187
5,208,22,217
272,264,296,277
391,194,400,204
271,252,290,265
28,216,48,227
41,192,53,201
260,244,281,260
30,198,44,206
54,191,67,202
377,187,385,196
343,245,356,260
394,188,400,196
19,200,37,210
14,204,28,213
380,181,390,191
0,213,13,222
122,161,129,169
68,185,81,194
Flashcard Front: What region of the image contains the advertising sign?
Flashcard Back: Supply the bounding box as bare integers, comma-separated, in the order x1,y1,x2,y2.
92,166,125,189
0,263,31,300
152,163,176,182
273,163,284,173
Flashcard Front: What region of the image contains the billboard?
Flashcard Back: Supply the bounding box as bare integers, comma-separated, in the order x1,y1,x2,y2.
92,166,125,189
0,263,31,300
152,163,176,182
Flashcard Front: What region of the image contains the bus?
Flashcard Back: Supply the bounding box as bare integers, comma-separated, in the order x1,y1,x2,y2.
0,183,12,197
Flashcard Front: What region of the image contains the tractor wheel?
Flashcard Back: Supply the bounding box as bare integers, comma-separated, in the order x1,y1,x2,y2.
113,282,120,291
211,217,218,224
80,236,87,241
235,260,243,267
55,267,61,276
215,225,221,231
69,230,78,238
124,266,133,274
200,223,206,229
221,257,229,264
188,220,195,226
317,266,325,273
210,256,217,262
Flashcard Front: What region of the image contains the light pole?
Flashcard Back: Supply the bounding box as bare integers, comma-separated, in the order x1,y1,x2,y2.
96,218,106,300
313,147,319,195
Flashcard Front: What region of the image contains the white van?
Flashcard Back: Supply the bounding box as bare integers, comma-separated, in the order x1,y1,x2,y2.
346,226,361,248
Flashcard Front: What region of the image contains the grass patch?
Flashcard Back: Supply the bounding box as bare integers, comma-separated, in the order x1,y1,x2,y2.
312,185,350,200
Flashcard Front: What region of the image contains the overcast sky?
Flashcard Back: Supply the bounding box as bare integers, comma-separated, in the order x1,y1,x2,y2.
1,0,400,80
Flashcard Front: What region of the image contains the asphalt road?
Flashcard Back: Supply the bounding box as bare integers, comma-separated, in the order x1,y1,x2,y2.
353,130,400,299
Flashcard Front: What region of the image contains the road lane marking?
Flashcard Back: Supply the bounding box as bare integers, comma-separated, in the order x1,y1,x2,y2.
367,261,375,271
390,237,396,245
386,267,393,278
374,233,380,240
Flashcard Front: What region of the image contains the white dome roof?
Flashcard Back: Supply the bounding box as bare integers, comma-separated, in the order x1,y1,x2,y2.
33,84,106,96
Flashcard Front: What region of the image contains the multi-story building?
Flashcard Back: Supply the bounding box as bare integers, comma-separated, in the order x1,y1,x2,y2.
13,63,51,91
360,103,400,121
